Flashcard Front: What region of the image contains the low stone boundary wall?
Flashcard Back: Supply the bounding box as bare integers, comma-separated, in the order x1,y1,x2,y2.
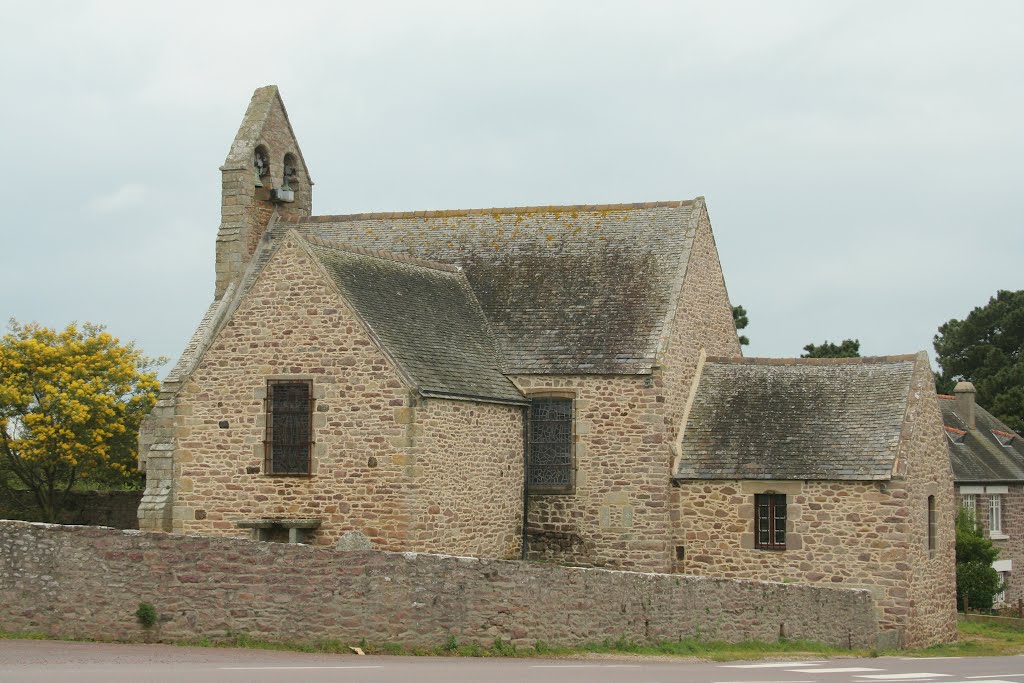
0,521,878,649
960,612,1024,627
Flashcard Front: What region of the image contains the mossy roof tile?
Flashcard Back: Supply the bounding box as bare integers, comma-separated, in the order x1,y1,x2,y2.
675,357,918,481
281,201,699,375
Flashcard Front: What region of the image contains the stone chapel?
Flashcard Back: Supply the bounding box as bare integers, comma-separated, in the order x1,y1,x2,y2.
139,86,957,647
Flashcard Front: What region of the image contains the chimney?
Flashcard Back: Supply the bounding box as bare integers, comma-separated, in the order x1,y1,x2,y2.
954,381,977,429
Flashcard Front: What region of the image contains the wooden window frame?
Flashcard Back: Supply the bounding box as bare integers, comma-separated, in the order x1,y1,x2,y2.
526,393,575,495
754,493,786,550
264,379,314,476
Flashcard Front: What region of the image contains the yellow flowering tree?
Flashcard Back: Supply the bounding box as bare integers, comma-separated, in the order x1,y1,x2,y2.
0,320,161,522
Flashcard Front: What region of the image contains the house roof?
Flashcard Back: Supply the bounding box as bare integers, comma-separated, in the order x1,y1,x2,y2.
297,234,526,405
674,355,920,481
279,200,701,375
938,396,1024,482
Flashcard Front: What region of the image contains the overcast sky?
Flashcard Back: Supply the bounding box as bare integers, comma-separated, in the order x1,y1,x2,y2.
1,1,1021,373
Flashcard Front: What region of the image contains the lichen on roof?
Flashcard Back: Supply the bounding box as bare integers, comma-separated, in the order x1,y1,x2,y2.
675,356,919,481
284,200,702,375
298,234,524,405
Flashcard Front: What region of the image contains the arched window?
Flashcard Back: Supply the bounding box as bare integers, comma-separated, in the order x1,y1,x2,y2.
282,153,299,193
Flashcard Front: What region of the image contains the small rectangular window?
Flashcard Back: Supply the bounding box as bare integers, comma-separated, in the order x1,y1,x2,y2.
265,380,313,475
755,493,786,550
527,397,574,494
990,494,1002,534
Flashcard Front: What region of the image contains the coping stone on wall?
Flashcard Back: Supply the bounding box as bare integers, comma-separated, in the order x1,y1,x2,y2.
335,530,372,551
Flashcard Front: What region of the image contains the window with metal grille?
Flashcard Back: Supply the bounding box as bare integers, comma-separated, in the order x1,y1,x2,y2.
755,493,786,550
527,397,574,494
265,380,313,475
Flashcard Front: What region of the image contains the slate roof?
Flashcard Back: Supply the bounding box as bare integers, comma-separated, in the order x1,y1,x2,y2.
280,200,700,375
938,397,1024,482
298,234,525,405
674,356,919,481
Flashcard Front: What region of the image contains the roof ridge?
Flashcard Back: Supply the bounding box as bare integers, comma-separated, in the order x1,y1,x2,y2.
298,233,460,273
704,354,919,366
280,199,696,224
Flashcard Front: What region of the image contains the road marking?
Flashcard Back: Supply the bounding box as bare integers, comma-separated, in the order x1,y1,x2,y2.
856,675,951,680
723,662,826,668
787,668,884,673
714,680,815,683
221,666,383,670
899,657,962,660
968,677,1024,680
530,664,642,668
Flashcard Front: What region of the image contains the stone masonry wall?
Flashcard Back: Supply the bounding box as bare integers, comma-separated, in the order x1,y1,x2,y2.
0,521,879,649
216,87,311,299
957,485,1024,607
900,357,958,647
673,479,916,646
519,374,671,572
521,202,742,574
172,235,523,557
671,355,958,648
399,397,523,559
659,199,742,439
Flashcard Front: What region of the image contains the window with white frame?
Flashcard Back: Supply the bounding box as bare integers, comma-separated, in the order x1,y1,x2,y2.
989,494,1002,535
994,571,1008,605
962,494,977,520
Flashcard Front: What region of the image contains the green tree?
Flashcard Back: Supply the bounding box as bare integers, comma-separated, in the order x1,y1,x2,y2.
0,320,162,522
955,508,1002,611
933,289,1024,433
801,339,861,358
732,305,749,347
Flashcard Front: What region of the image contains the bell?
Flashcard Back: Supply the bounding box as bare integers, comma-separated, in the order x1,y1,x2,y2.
254,170,264,188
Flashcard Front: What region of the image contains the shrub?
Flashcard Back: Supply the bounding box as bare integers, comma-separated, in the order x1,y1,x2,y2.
135,602,157,629
956,508,1002,611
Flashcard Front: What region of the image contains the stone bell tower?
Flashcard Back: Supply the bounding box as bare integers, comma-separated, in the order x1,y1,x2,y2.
138,87,315,532
214,85,313,299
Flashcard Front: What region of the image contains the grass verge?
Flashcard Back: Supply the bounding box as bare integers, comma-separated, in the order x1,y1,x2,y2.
2,620,1022,660
897,619,1024,657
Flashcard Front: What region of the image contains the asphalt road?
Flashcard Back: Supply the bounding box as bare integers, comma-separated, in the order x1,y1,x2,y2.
0,640,1022,683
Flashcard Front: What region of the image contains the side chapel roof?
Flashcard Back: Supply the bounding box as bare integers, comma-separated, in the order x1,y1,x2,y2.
674,355,920,481
938,397,1024,482
279,200,702,375
297,234,525,405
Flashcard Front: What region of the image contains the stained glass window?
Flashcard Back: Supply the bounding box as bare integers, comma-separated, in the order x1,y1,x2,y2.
527,397,574,494
265,381,313,475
